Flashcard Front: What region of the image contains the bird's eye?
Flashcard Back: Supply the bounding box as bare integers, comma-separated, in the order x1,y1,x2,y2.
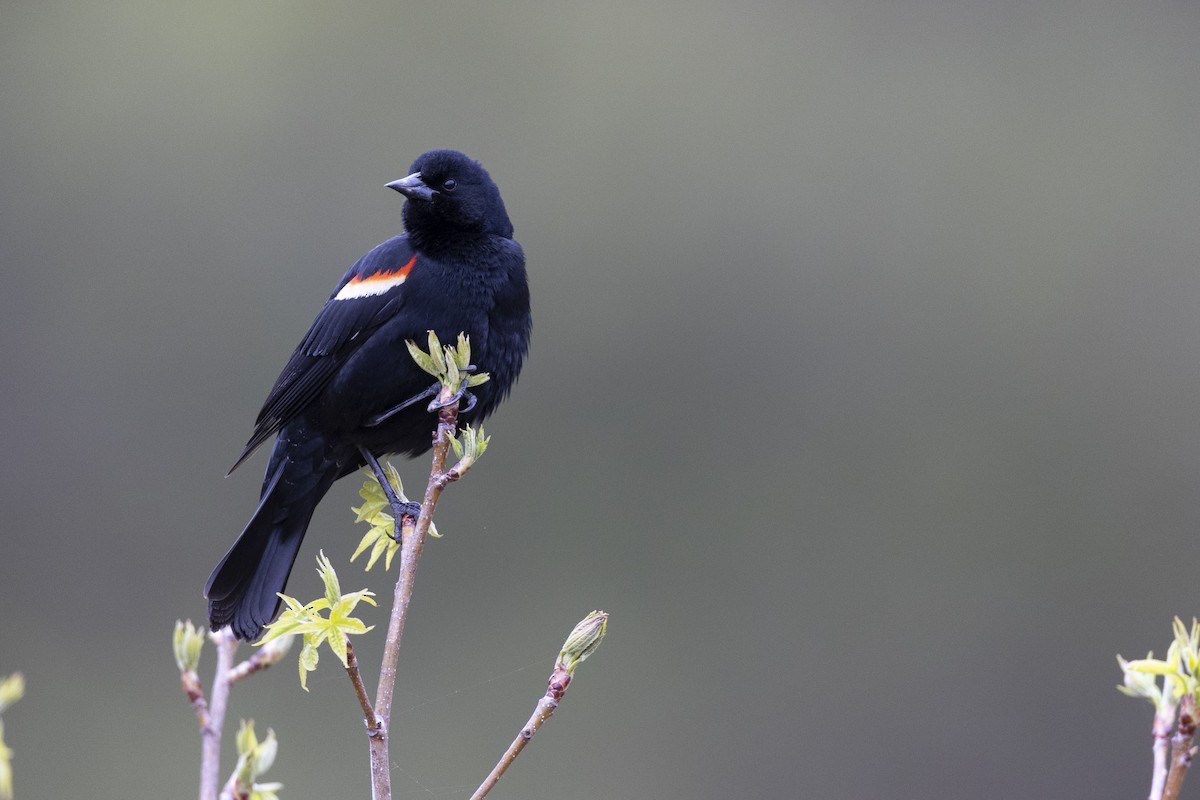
441,179,457,192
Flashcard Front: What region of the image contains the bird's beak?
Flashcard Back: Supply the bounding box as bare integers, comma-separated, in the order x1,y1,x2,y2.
386,172,435,202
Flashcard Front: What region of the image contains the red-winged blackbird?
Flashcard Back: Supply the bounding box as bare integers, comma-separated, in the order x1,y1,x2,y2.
206,150,531,641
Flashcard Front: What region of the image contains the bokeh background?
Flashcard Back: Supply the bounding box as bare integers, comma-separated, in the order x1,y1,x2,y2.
3,1,1200,797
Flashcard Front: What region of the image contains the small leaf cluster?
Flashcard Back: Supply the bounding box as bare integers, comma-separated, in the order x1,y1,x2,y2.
406,331,490,398
174,619,206,673
231,720,282,800
258,552,376,691
1119,617,1200,728
448,424,490,472
0,675,24,718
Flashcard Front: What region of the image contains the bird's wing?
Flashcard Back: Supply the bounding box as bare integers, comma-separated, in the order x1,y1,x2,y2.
228,235,418,473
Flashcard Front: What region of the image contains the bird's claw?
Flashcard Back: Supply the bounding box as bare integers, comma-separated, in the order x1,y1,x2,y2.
388,501,422,539
358,446,421,540
427,363,477,413
429,383,477,414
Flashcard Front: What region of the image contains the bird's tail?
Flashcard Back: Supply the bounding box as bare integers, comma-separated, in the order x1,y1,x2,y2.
205,431,344,641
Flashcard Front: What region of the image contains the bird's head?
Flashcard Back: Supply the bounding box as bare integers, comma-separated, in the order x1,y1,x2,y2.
388,149,514,240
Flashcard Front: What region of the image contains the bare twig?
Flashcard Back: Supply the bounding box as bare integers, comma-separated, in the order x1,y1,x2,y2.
1164,696,1198,800
227,650,276,684
181,668,209,729
1152,721,1171,800
470,611,608,800
344,639,382,737
368,395,461,800
469,677,565,800
201,629,238,800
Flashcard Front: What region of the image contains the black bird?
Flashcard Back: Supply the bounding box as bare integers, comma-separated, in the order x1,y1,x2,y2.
206,149,531,641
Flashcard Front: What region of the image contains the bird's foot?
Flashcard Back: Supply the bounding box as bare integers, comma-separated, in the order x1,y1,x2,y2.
430,383,477,414
358,446,421,540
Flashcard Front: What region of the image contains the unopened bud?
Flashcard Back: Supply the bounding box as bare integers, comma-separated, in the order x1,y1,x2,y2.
173,620,205,674
558,611,608,674
0,674,23,714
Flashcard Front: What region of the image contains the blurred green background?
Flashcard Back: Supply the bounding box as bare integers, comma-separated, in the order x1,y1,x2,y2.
3,1,1200,797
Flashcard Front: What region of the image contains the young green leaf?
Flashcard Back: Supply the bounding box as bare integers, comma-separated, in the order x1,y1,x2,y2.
257,553,376,691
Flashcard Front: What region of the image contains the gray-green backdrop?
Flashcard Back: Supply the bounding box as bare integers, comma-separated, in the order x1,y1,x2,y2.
3,1,1200,797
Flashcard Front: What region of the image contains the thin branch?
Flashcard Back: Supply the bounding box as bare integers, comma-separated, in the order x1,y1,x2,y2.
369,397,461,800
469,662,574,800
470,611,607,800
344,639,382,736
181,669,209,730
1149,705,1175,800
227,650,276,684
1164,697,1198,800
1152,730,1170,800
201,629,238,800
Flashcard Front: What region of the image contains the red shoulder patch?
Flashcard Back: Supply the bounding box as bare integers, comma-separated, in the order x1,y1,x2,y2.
334,256,416,300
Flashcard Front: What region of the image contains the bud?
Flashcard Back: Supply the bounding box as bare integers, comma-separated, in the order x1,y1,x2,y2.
0,675,23,715
233,720,279,790
172,621,205,674
447,425,490,467
253,728,279,776
558,611,608,674
235,718,258,758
